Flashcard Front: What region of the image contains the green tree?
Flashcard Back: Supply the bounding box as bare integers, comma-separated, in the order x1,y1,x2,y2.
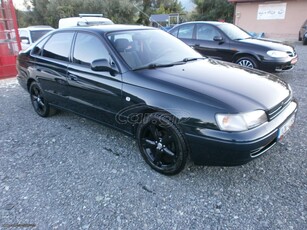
136,0,184,25
192,0,234,22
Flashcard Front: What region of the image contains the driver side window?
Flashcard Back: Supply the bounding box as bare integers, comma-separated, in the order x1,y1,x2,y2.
73,32,110,67
196,25,221,41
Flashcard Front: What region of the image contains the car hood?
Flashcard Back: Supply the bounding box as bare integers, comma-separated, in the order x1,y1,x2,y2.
239,38,294,52
134,59,290,113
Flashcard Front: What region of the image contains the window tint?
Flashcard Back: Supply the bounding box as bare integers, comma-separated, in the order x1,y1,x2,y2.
178,24,194,39
42,32,74,61
196,24,221,41
73,33,109,66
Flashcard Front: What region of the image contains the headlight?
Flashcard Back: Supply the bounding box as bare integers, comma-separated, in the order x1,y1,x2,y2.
267,50,288,58
215,110,267,131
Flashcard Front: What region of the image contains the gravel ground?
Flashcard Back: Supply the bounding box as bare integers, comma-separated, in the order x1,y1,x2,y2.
0,43,306,230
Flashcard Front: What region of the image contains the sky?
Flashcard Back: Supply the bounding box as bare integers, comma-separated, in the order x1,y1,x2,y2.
13,0,27,11
180,0,196,12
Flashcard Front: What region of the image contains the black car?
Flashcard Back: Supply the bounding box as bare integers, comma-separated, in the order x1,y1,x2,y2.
169,21,297,72
298,19,307,45
17,25,297,175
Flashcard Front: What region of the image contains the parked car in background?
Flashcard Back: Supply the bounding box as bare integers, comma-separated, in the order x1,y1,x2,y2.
17,25,297,175
58,14,113,28
298,19,307,45
169,21,297,72
18,26,54,50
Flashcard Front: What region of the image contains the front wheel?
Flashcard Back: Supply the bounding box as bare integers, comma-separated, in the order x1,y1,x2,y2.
29,82,55,117
136,113,188,175
235,56,258,69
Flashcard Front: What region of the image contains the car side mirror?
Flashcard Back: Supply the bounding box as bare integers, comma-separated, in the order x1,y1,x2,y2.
213,36,223,42
91,59,118,76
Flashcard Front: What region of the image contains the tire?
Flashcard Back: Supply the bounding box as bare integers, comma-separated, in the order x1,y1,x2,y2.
235,56,258,69
136,113,188,175
303,38,307,46
29,82,55,117
298,32,302,41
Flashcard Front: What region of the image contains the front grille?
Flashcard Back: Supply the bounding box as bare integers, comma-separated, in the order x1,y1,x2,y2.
267,95,291,121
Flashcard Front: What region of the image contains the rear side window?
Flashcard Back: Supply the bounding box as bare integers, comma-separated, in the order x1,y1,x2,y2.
42,32,74,61
73,32,109,66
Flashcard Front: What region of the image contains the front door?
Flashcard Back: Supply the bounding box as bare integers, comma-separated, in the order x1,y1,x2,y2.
66,32,123,126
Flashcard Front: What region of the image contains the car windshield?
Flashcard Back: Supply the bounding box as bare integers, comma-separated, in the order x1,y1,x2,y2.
107,29,203,70
217,23,251,40
30,30,53,43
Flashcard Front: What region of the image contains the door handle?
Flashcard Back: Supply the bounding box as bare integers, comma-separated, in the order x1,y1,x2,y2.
68,74,78,81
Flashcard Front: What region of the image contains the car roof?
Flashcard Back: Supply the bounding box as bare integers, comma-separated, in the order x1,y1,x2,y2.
55,24,156,34
19,26,54,31
174,21,230,26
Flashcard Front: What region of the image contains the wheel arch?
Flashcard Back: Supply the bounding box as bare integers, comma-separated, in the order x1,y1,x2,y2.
232,52,260,63
131,106,181,138
27,78,36,92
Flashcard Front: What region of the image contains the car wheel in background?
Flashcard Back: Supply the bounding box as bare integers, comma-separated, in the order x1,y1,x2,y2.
137,113,188,175
235,56,258,69
29,82,56,117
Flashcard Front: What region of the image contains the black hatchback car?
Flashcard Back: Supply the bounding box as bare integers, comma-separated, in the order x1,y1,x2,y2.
17,25,297,175
169,21,297,72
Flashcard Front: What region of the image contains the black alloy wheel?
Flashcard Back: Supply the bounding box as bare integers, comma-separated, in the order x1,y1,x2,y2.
29,82,54,117
236,56,258,69
137,113,188,175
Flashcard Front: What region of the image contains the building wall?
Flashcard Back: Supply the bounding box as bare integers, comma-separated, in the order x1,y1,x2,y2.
234,0,307,40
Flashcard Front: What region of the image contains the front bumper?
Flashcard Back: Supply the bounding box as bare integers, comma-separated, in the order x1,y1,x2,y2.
260,56,298,72
185,100,298,166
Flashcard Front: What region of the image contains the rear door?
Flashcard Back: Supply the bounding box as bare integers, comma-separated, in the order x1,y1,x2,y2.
34,31,74,107
170,23,195,48
66,32,123,126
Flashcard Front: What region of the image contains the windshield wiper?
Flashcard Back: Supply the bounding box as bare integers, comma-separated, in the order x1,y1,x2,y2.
234,36,252,41
133,63,176,71
133,57,206,71
182,57,206,62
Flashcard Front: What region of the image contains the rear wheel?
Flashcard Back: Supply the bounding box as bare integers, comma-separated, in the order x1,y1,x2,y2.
29,82,55,117
235,56,258,69
136,113,188,175
303,38,307,45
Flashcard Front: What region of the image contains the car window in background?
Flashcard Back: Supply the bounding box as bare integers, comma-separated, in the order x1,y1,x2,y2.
30,30,52,43
19,29,28,37
42,32,74,61
73,33,109,66
218,23,251,40
196,24,221,41
178,24,194,39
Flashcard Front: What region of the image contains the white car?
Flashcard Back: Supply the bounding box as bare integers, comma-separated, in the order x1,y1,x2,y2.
58,14,113,28
18,26,54,50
